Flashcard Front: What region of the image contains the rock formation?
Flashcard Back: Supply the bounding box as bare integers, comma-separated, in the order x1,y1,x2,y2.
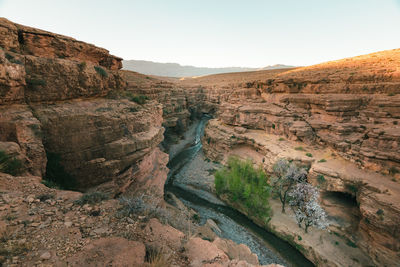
0,18,277,267
184,50,400,266
0,17,167,199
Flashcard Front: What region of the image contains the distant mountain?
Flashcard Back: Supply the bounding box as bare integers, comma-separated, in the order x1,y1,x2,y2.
122,59,294,77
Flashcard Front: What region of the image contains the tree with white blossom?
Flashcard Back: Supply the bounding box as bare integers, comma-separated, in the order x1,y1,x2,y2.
289,182,329,233
271,158,307,213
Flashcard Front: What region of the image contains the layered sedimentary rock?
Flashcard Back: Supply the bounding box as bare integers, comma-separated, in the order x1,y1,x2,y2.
0,17,122,69
0,18,167,197
121,70,191,135
192,49,400,266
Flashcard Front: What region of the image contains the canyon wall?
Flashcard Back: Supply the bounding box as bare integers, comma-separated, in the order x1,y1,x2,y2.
120,52,400,266
188,50,400,266
0,18,167,198
0,18,278,267
1,16,399,267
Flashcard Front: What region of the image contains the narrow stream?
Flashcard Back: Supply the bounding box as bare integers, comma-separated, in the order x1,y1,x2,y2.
165,116,314,267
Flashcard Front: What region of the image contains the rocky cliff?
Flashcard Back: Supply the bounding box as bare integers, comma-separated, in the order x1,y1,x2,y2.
180,50,400,266
0,17,166,198
119,50,400,266
0,18,280,267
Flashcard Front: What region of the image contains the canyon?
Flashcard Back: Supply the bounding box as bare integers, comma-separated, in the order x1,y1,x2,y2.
0,17,399,267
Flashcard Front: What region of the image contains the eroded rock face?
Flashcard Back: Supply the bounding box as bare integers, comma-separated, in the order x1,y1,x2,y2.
33,99,165,193
24,55,125,102
0,17,122,70
202,119,400,266
214,93,400,174
0,18,167,197
187,49,400,266
0,104,46,176
122,70,191,139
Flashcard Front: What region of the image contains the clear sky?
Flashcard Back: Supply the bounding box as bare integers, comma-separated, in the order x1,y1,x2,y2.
1,0,399,68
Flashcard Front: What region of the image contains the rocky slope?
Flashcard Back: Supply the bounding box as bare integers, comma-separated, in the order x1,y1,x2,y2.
0,173,282,266
180,49,400,266
104,49,400,266
0,18,281,267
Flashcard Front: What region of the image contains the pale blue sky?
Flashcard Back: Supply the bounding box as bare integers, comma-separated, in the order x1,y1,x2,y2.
1,0,399,67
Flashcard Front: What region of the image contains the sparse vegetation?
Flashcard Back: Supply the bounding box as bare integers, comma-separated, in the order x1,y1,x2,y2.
278,137,285,141
376,208,385,221
75,192,109,205
317,174,326,184
345,182,363,195
295,146,305,151
3,214,17,221
5,52,23,64
78,61,87,71
318,159,327,163
0,150,23,176
94,65,108,77
145,246,171,267
129,94,149,104
214,156,272,221
305,153,313,157
346,239,357,248
117,193,169,223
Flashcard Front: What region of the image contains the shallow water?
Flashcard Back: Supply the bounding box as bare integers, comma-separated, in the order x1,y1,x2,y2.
165,116,314,267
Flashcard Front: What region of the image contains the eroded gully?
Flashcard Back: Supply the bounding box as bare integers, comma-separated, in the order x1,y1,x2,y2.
164,116,314,267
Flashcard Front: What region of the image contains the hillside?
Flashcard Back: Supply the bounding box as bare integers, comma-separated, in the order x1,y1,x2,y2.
122,59,293,77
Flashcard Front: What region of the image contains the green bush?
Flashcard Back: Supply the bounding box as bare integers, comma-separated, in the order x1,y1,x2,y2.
318,159,327,163
295,146,304,151
94,66,108,77
129,94,149,104
345,182,362,194
215,156,272,221
317,174,326,184
346,240,357,248
78,61,87,71
305,153,313,157
5,53,23,65
0,150,23,176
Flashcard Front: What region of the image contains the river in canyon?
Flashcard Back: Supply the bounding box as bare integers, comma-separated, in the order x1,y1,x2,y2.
164,116,314,267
